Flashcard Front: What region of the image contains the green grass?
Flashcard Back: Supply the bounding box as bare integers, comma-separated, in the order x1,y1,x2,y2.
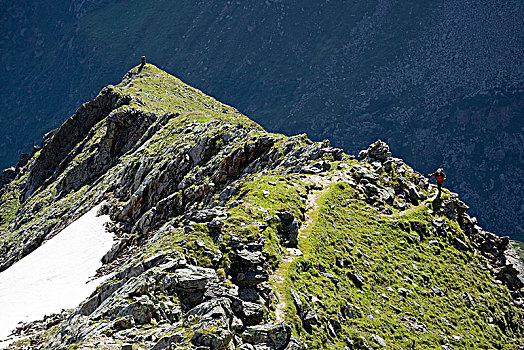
224,174,308,268
113,64,262,130
280,182,523,349
144,225,218,268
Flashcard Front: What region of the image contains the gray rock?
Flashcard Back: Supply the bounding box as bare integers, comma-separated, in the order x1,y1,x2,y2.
348,272,365,288
163,265,219,292
431,286,445,296
238,287,260,302
120,296,154,324
113,315,135,330
463,292,475,307
191,327,233,350
351,164,380,182
454,238,470,251
378,187,395,203
290,289,303,316
408,185,422,201
234,299,264,326
242,323,291,350
231,316,244,332
302,309,319,329
189,208,228,223
360,140,392,161
284,337,306,350
152,332,185,350
372,334,387,347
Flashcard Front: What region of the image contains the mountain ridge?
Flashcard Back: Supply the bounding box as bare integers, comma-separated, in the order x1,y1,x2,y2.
1,0,522,240
0,65,523,349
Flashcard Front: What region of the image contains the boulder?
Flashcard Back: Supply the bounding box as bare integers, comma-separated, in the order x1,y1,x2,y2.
351,165,380,182
113,315,135,330
187,298,234,349
230,249,269,287
119,296,154,325
302,309,319,330
242,323,291,350
358,140,392,162
284,337,306,350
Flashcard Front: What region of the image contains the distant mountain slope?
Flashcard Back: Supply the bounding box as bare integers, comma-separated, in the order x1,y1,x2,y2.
1,64,523,349
1,0,522,241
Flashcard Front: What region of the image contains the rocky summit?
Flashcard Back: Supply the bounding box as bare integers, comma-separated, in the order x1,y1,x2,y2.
0,65,523,349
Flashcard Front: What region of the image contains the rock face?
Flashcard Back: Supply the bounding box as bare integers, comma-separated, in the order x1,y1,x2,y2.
0,65,522,349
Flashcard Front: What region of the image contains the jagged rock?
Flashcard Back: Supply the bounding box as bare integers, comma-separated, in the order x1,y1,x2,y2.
463,292,475,307
113,315,135,330
152,332,185,350
104,295,154,325
378,186,395,203
0,166,16,190
290,289,303,316
358,140,392,162
302,309,319,330
230,249,269,287
408,184,422,202
351,164,380,182
22,87,134,200
102,240,125,264
188,208,229,223
454,238,470,251
409,221,427,237
348,272,365,288
431,286,445,297
161,265,217,292
238,287,260,302
185,297,234,349
241,323,291,350
192,329,233,350
284,337,307,350
371,334,386,347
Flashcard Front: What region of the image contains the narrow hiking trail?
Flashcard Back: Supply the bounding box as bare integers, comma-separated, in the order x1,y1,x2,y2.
382,193,440,219
269,170,438,322
271,171,352,323
382,200,429,218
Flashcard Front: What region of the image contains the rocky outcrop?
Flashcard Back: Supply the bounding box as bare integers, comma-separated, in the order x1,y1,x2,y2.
458,208,524,299
22,86,135,200
42,251,296,350
357,139,391,162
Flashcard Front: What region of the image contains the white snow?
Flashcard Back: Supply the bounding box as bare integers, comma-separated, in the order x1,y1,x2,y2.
0,204,114,342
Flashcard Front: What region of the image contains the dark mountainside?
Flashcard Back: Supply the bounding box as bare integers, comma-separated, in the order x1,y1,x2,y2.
0,1,523,242
0,65,523,349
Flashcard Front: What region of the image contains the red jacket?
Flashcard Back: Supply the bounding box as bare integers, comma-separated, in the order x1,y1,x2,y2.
429,172,446,184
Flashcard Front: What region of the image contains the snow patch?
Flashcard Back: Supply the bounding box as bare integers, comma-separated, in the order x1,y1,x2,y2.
0,204,114,342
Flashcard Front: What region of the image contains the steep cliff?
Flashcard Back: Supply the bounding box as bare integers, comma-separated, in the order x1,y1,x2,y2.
0,65,522,349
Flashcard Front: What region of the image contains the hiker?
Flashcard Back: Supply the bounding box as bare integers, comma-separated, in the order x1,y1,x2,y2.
428,168,446,197
138,56,146,73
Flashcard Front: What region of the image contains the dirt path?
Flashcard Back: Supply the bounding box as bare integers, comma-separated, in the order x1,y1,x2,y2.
269,170,436,322
382,193,438,219
382,201,428,218
271,171,350,322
